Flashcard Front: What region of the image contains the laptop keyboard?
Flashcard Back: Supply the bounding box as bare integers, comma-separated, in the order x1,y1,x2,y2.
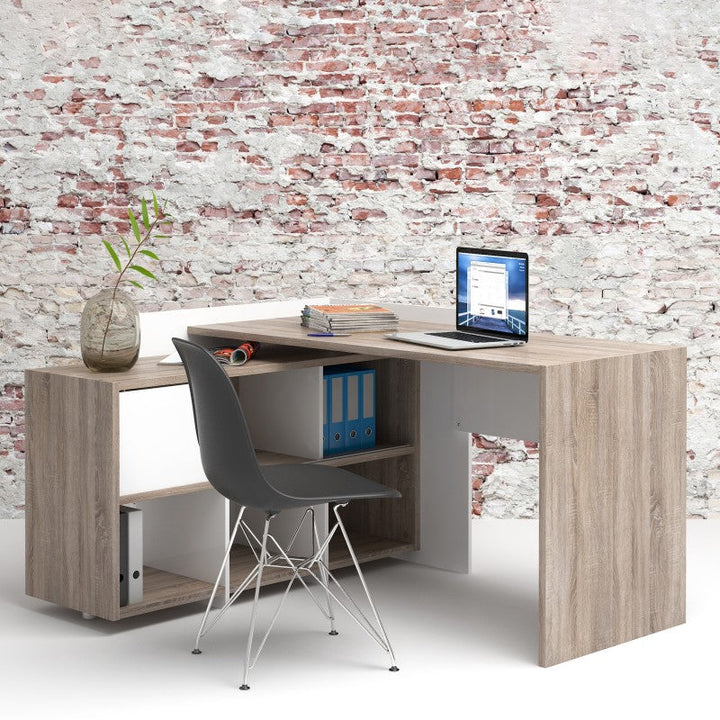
428,331,498,343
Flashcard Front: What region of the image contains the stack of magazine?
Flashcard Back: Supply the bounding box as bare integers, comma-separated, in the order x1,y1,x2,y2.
301,303,399,333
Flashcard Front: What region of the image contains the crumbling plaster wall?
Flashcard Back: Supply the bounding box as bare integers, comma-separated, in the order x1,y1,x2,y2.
1,0,719,519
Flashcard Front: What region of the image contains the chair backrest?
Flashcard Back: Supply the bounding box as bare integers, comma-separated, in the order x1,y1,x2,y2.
172,338,283,510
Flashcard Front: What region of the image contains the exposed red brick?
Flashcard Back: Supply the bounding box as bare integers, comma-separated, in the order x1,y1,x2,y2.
57,194,79,208
176,141,200,152
437,167,462,180
536,194,560,207
472,99,502,111
351,208,387,220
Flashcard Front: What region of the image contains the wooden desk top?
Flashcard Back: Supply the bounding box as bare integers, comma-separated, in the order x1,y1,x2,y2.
27,314,684,390
188,316,682,374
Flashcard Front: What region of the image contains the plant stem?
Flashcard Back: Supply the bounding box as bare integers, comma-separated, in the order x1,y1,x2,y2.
99,215,163,359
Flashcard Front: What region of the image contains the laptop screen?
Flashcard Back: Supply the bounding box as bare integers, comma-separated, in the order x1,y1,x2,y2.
456,247,529,341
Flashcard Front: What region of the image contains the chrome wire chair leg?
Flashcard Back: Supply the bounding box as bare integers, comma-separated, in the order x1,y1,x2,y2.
333,503,399,671
240,508,328,624
192,506,246,655
196,504,397,688
311,508,337,635
253,507,338,634
262,514,342,629
260,505,398,669
240,513,272,690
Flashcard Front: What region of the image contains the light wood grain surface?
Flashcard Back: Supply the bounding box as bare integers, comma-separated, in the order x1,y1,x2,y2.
25,370,120,619
189,316,677,372
30,346,377,391
539,345,686,665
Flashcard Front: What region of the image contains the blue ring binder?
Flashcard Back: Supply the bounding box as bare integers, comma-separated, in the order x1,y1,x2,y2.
323,367,375,456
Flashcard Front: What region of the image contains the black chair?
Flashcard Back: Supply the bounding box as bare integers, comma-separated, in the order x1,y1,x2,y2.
172,338,400,690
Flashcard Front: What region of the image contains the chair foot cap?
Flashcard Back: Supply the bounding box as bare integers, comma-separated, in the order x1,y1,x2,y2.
389,666,399,672
329,630,339,636
191,648,202,655
239,684,251,691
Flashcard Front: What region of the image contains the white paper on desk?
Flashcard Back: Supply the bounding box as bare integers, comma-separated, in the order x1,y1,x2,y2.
158,352,182,365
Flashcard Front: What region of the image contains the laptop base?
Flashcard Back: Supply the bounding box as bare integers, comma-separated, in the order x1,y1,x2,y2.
386,331,524,351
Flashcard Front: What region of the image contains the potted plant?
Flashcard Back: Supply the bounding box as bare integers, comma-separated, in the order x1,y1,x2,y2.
80,193,171,371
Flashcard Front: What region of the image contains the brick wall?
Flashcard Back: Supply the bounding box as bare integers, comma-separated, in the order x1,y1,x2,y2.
1,0,719,519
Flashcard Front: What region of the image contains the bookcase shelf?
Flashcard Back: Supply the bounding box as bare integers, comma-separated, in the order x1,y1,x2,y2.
314,443,415,467
120,482,213,505
118,445,416,504
117,566,215,619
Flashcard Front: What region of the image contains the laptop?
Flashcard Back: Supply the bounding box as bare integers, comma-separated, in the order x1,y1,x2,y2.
388,247,529,350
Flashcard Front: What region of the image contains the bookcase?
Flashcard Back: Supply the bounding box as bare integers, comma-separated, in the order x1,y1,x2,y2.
24,344,419,621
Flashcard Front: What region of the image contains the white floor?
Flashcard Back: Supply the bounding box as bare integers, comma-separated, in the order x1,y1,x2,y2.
2,519,716,718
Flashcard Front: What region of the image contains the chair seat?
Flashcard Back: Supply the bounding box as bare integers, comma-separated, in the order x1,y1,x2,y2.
260,464,401,512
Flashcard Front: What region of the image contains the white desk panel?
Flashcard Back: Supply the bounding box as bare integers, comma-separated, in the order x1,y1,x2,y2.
119,384,204,496
453,365,540,443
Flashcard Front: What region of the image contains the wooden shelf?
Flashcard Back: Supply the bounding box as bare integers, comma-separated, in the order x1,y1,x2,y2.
315,443,415,467
117,565,214,619
257,443,416,468
120,481,212,505
30,347,380,392
327,533,415,570
119,445,417,504
117,532,415,618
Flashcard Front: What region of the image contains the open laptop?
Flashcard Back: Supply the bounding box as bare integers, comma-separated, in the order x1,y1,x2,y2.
388,247,529,350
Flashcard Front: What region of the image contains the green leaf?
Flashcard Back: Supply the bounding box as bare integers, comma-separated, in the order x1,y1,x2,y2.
119,235,131,257
152,191,160,218
129,280,144,289
153,234,171,239
140,249,159,261
102,240,122,272
130,264,157,281
128,208,142,243
141,197,150,230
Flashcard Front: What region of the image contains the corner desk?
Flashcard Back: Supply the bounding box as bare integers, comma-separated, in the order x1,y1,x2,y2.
25,302,686,667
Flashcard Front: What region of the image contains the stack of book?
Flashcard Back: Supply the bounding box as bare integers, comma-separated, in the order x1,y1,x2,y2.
301,303,399,333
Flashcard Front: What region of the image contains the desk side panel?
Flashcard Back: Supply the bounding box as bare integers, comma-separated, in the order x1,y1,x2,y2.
539,347,686,666
25,371,119,619
341,358,420,549
402,361,471,573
